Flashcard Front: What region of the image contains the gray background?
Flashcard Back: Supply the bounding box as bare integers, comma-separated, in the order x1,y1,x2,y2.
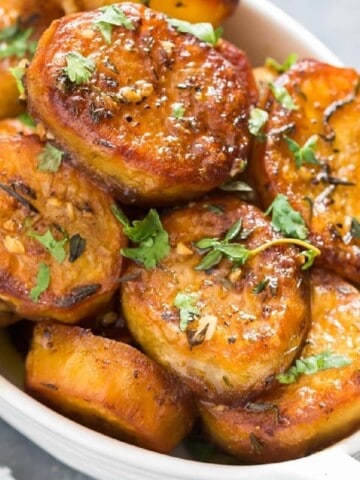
0,1,359,479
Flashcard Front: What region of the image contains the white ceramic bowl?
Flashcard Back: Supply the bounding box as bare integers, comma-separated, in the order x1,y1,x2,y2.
0,1,359,479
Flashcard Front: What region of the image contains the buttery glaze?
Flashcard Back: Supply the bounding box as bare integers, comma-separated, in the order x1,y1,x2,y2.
121,195,310,404
199,268,360,463
0,134,126,323
26,323,195,453
252,60,360,283
26,3,252,205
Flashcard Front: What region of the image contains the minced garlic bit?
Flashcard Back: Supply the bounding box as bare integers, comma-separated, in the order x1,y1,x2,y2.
3,219,16,232
4,236,25,254
196,315,218,342
66,202,75,221
229,268,242,283
160,40,175,56
118,80,154,103
47,198,62,207
176,242,193,256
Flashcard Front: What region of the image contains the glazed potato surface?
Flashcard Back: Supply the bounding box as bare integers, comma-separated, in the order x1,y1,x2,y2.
252,60,360,283
26,323,195,453
199,268,360,463
122,195,310,404
0,134,126,323
58,0,239,25
0,0,64,119
26,3,251,205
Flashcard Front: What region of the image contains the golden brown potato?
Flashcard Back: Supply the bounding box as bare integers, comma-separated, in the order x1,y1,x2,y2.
0,117,35,136
26,3,251,205
252,66,278,103
0,0,64,119
0,134,126,323
26,323,195,453
58,0,239,26
251,60,360,283
199,268,360,463
121,195,311,404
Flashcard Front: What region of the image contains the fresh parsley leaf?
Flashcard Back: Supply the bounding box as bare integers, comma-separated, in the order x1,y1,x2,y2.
284,135,320,169
0,25,37,60
17,112,36,128
29,229,68,263
276,351,352,384
94,5,135,43
350,217,360,239
29,262,50,302
248,107,268,138
111,206,170,269
171,102,186,119
37,143,64,173
174,292,200,331
265,53,298,73
9,65,26,98
64,51,96,85
265,194,308,240
167,18,222,46
269,82,298,111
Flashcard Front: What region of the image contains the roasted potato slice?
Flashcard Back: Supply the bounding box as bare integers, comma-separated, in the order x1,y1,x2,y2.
58,0,239,26
199,268,360,463
121,195,310,404
26,3,251,205
0,134,126,323
26,323,195,453
0,0,64,119
251,60,360,283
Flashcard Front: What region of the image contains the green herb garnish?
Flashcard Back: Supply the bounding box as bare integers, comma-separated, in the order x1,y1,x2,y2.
0,24,37,60
17,112,36,128
252,278,270,294
29,229,68,264
111,205,170,269
167,18,222,46
248,107,269,138
219,181,253,192
93,5,135,43
171,102,186,119
37,143,64,173
284,135,320,169
350,217,360,239
276,351,352,384
265,194,308,240
265,53,298,73
269,82,298,110
9,65,26,98
29,262,50,302
174,292,200,331
64,51,96,85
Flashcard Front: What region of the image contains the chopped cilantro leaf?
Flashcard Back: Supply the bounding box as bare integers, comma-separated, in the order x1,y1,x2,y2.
9,65,26,98
94,5,135,43
37,143,64,173
64,51,95,85
167,18,222,46
284,135,320,169
17,112,36,128
174,292,200,331
171,102,186,119
0,24,37,60
276,351,352,384
29,262,50,302
265,53,298,73
29,229,68,264
265,194,308,240
269,82,298,111
111,206,170,269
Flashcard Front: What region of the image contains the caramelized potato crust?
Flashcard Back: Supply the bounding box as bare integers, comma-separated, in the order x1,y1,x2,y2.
26,323,195,453
251,60,360,283
26,3,251,205
0,134,126,323
199,268,360,463
121,195,310,404
58,0,239,26
0,0,64,119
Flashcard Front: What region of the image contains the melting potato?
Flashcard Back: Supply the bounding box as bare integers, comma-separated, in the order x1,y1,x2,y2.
0,0,64,119
58,0,239,26
26,323,195,453
0,134,126,323
121,195,310,404
251,60,360,283
199,268,360,463
26,3,251,205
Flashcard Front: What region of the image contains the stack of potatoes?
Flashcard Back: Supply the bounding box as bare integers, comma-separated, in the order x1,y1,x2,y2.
0,0,359,463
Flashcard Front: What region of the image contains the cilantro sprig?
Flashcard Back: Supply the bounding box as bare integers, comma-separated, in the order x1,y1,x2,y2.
0,24,37,60
37,143,64,173
111,205,170,269
93,5,135,43
167,18,222,46
284,135,320,169
29,262,50,302
269,82,298,111
174,292,200,331
64,51,96,85
276,351,352,384
265,53,298,73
